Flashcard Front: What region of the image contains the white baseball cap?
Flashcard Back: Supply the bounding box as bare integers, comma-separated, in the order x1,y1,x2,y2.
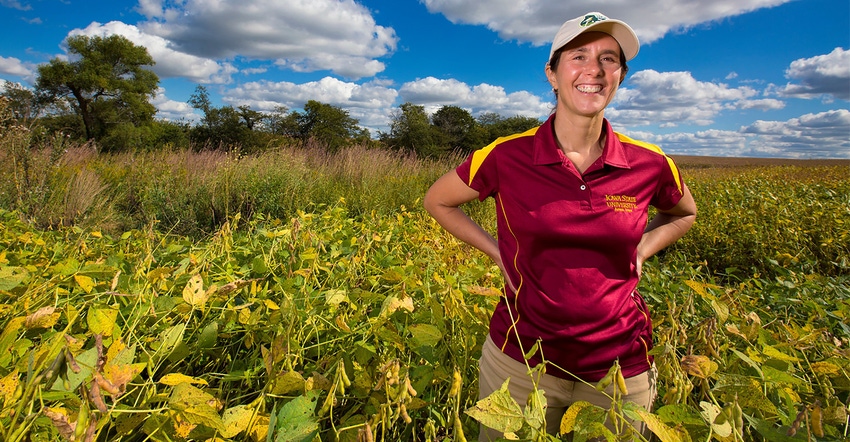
549,12,640,62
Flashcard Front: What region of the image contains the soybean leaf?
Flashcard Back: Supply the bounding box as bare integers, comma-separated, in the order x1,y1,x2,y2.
274,391,320,442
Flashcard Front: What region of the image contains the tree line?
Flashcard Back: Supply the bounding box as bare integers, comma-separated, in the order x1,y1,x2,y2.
1,34,542,157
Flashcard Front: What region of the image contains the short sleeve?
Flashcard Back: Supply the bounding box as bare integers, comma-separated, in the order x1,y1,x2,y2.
651,155,686,210
455,149,499,201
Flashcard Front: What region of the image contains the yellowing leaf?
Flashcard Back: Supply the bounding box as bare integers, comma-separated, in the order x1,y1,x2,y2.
271,371,306,395
467,285,502,297
761,345,801,362
98,362,145,397
559,400,594,435
24,306,60,329
169,382,225,432
325,289,348,306
634,408,690,442
220,405,255,438
183,274,208,308
465,379,524,433
263,299,280,310
160,373,209,386
74,274,96,294
680,355,717,379
810,361,840,375
87,307,118,337
0,369,20,405
381,295,414,317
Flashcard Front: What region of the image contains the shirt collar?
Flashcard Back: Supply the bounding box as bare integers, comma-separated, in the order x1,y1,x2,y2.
533,114,631,169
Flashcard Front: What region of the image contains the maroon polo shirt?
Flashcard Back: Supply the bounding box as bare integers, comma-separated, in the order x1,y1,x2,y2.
456,114,685,382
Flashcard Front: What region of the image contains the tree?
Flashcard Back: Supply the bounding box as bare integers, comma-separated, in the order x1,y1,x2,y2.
263,105,299,137
384,102,439,156
1,81,42,126
188,85,250,148
295,100,367,151
478,113,542,141
431,105,478,154
35,34,159,149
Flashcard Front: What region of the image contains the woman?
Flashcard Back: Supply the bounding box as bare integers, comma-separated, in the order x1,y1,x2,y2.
423,12,697,440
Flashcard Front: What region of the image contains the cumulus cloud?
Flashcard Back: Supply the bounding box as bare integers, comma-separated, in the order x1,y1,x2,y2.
421,0,792,46
152,87,200,123
70,21,237,84
776,48,850,100
139,0,398,79
610,70,780,126
223,76,399,130
0,0,31,11
399,77,551,118
0,55,34,80
633,109,850,158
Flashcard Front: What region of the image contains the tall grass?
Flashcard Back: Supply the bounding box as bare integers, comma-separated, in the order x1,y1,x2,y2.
0,136,468,237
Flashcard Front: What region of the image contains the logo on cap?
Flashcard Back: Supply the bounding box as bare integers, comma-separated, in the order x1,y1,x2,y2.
580,13,608,27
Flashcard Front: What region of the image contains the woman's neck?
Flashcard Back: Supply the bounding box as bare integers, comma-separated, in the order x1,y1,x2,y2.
552,112,605,155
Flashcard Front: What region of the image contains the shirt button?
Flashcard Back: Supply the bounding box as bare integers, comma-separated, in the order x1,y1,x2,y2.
580,185,587,190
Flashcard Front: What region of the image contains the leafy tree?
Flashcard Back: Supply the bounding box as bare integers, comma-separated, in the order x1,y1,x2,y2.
384,102,439,156
263,105,299,137
295,100,368,151
1,81,42,126
478,113,542,142
188,85,250,149
35,34,159,150
431,105,479,154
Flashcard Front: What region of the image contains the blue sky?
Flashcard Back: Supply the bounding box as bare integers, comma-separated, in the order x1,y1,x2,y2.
1,0,848,158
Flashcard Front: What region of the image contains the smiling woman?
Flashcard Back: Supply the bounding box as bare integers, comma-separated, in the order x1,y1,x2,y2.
424,11,698,441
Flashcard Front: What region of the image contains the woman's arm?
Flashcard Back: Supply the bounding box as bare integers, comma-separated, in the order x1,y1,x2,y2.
636,184,697,275
424,171,511,288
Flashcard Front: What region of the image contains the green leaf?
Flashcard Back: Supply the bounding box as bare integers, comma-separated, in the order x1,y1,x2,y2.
699,401,732,437
730,348,763,378
748,415,807,441
52,346,97,391
762,365,802,385
465,378,524,433
407,323,443,348
274,391,320,442
655,404,704,426
523,388,546,431
0,266,29,291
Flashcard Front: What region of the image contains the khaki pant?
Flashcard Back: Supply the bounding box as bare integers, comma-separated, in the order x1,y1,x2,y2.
478,335,657,441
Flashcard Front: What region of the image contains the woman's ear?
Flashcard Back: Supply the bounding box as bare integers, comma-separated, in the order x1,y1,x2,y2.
545,63,557,89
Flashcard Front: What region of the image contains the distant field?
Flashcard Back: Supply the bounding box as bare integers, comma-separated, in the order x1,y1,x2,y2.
672,155,850,168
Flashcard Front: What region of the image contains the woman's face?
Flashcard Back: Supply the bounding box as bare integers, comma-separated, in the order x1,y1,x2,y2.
546,32,626,119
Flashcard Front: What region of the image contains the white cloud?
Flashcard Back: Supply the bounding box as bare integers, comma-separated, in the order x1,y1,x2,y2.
633,109,850,158
776,47,850,100
399,76,551,118
0,0,31,11
610,69,776,126
421,0,793,46
152,87,199,123
223,76,399,131
139,0,398,79
0,55,34,80
69,21,237,84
